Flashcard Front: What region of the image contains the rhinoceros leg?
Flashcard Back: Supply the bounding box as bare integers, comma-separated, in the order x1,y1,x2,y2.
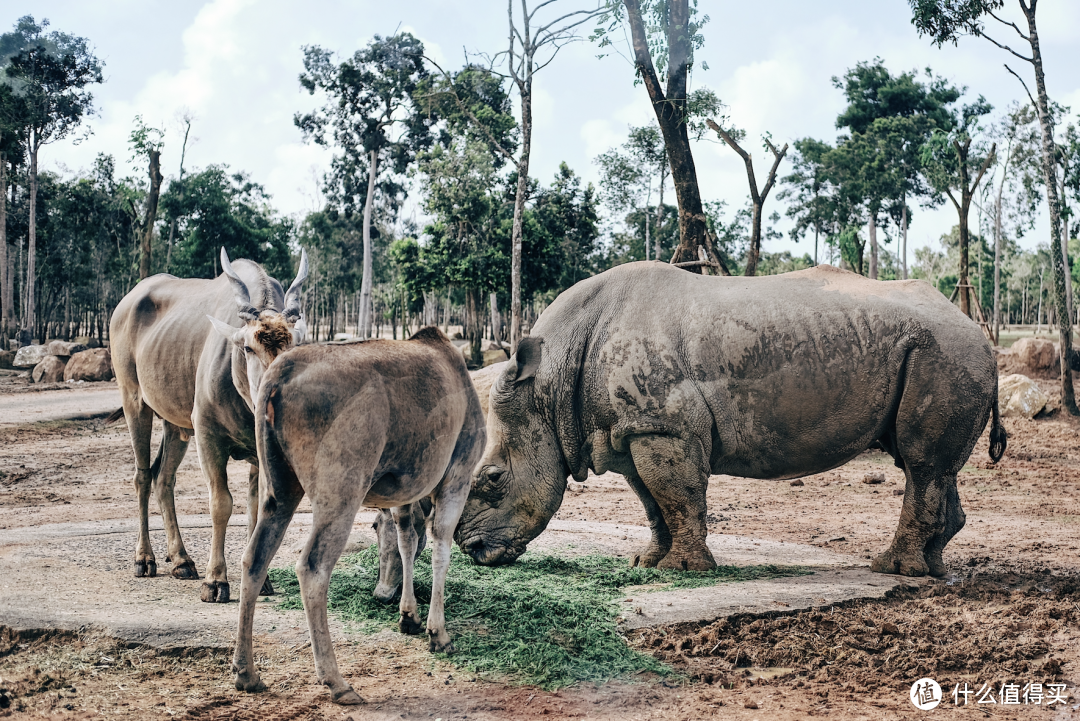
923,478,965,578
153,421,198,580
871,466,950,577
124,399,157,578
624,470,672,568
193,428,234,603
628,435,716,571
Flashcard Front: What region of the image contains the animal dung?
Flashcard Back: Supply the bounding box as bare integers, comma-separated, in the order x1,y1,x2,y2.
862,472,886,484
789,479,804,487
567,481,587,493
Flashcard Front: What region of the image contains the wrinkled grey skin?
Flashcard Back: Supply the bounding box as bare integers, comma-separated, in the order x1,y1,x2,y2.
109,249,307,602
233,327,486,706
457,262,1006,578
373,501,431,602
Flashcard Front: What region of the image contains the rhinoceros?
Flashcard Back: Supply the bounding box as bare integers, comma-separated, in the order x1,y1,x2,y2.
456,262,1006,578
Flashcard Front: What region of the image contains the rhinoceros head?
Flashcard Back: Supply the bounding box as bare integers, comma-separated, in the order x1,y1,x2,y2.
456,337,568,566
207,247,309,410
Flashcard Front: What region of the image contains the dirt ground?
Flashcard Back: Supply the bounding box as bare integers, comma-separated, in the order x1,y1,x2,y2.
2,373,1080,719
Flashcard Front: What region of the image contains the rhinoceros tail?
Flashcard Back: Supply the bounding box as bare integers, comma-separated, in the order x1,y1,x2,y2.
989,386,1007,463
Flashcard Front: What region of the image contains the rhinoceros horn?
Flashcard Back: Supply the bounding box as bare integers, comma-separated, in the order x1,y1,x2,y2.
283,248,308,322
219,248,259,321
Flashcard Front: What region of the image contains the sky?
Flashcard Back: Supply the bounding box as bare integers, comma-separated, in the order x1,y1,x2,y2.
7,0,1080,265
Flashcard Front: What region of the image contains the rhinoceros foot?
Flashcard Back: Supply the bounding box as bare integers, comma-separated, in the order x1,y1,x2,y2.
656,547,717,572
630,544,669,568
171,560,199,580
871,549,929,577
134,559,157,578
200,580,230,603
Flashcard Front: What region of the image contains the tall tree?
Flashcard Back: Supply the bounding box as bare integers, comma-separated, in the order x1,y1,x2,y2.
0,16,102,344
595,124,668,261
910,0,1078,414
780,138,833,265
920,98,997,318
0,81,25,338
832,59,959,278
127,115,164,281
707,119,788,276
296,33,433,339
594,0,717,271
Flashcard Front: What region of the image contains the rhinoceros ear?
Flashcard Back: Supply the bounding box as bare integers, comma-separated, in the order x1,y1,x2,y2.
512,337,543,384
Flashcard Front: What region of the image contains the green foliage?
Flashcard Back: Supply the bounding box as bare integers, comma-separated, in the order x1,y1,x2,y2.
268,545,809,689
162,166,292,280
907,0,1005,47
127,114,164,163
591,1,711,79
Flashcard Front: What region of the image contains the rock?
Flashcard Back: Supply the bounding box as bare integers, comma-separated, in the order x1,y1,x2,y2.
862,472,885,485
790,479,804,487
469,361,507,418
1012,337,1058,371
63,348,113,382
32,356,67,383
13,344,48,368
999,373,1048,419
45,340,88,358
0,350,13,369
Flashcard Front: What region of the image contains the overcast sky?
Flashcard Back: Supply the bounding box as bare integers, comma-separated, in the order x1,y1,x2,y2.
9,0,1080,263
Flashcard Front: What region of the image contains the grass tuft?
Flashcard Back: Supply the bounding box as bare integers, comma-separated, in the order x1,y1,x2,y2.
269,545,809,690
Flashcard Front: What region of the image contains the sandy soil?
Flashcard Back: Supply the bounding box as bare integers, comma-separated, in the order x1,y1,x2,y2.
1,371,1079,719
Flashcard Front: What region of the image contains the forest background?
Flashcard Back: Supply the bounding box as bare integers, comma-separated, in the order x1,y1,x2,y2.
2,0,1080,371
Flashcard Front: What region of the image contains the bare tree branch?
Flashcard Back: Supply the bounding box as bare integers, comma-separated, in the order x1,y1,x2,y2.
760,140,790,202
707,118,760,204
972,142,998,193
988,9,1030,41
975,29,1033,63
1004,63,1038,110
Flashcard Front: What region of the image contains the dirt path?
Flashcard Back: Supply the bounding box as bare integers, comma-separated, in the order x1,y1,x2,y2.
1,410,1079,718
0,376,120,427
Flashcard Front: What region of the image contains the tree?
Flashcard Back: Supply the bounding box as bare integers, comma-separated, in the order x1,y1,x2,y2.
594,0,719,271
910,0,1079,413
0,15,102,344
0,81,25,338
595,124,669,261
296,33,434,339
920,98,997,318
127,115,164,281
832,59,959,278
707,119,788,276
780,138,833,265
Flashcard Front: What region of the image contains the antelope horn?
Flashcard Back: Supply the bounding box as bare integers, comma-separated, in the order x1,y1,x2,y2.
220,248,258,321
283,248,308,322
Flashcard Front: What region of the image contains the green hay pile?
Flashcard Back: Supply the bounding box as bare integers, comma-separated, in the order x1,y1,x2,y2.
268,546,808,689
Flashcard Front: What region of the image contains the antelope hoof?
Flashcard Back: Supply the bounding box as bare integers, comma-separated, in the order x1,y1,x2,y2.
233,669,266,693
134,560,157,578
171,561,199,580
260,577,275,596
331,688,364,705
200,580,230,603
399,612,424,635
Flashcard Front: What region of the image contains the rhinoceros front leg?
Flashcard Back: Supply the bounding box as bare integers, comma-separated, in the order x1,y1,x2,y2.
872,466,951,578
628,435,716,571
623,470,672,568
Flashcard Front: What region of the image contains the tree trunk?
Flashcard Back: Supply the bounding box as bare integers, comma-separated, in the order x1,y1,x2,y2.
358,149,378,339
490,292,501,344
1026,5,1078,414
745,200,763,276
509,98,530,354
140,149,163,280
959,196,971,318
466,287,483,368
901,198,909,280
23,140,39,346
623,0,705,270
654,161,666,261
868,212,879,280
643,201,651,261
0,154,10,340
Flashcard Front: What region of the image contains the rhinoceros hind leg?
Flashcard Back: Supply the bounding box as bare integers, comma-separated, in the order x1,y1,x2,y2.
922,479,964,578
624,471,672,568
200,580,230,603
628,435,716,572
171,560,199,580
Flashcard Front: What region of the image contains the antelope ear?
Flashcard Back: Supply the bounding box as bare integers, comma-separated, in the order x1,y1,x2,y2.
512,337,543,383
207,315,244,344
291,315,309,345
